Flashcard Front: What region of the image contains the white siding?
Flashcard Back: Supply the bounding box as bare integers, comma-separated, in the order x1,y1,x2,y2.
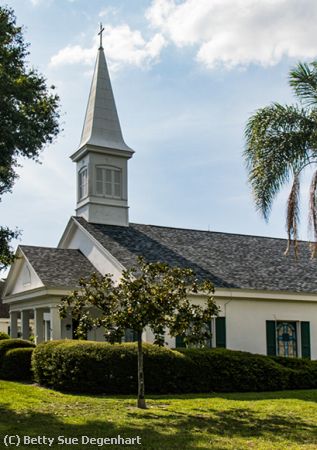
66,226,122,281
10,261,43,295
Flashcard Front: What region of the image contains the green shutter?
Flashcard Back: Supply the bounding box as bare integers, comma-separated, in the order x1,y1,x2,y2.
216,317,226,348
125,329,138,342
301,322,311,359
266,320,276,356
175,335,186,348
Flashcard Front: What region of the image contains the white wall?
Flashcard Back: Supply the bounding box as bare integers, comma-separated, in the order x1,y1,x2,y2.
141,295,317,358
10,260,43,295
88,327,106,341
66,226,122,281
0,319,9,334
75,152,129,226
221,297,317,358
145,327,175,348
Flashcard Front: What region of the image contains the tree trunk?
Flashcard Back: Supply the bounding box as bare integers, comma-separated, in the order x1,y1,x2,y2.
137,330,147,409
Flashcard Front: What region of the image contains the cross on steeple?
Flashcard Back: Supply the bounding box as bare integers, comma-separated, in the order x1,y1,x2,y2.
98,23,105,49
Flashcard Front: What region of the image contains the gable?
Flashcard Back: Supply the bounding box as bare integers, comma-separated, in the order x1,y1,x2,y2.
58,217,124,281
4,250,43,297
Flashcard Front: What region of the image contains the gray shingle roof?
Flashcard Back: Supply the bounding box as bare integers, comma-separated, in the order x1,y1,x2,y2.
20,246,98,289
75,217,317,293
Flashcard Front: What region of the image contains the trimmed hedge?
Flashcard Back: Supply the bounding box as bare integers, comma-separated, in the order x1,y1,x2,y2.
1,348,34,380
32,341,190,394
31,340,63,387
0,339,35,361
0,332,10,340
178,348,291,392
0,339,35,380
32,340,317,395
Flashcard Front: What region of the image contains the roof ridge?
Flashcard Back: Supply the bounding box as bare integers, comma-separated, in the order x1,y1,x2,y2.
20,245,81,252
74,216,311,244
129,223,311,244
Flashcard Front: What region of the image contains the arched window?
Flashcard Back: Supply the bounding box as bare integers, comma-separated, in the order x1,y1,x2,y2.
95,166,121,198
78,167,88,200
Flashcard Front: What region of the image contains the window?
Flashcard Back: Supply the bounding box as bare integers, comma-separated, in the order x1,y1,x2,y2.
276,322,297,357
78,168,88,199
266,320,311,359
123,329,138,343
96,166,121,198
175,318,226,349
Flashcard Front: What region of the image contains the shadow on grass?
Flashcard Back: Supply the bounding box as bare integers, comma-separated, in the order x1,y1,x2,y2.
128,406,317,446
2,388,317,449
0,403,214,450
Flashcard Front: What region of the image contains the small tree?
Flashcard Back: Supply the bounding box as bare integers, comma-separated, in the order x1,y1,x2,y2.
59,257,218,409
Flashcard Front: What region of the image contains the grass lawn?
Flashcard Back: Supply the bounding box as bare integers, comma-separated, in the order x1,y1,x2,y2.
1,382,317,449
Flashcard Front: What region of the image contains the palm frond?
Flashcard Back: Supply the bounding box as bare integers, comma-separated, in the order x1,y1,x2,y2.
285,174,300,257
244,103,315,220
289,61,317,107
308,169,317,257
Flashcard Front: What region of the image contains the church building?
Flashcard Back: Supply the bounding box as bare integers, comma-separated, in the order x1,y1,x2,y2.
3,40,317,359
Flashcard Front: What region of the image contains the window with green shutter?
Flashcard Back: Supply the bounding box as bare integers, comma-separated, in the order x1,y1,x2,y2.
301,322,311,359
216,317,226,348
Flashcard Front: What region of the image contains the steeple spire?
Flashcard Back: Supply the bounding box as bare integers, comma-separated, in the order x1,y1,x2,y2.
71,33,134,227
74,44,133,155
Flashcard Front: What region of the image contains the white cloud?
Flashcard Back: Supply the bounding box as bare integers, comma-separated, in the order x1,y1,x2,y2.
50,24,166,71
98,7,119,18
29,0,55,5
146,0,317,69
50,45,95,67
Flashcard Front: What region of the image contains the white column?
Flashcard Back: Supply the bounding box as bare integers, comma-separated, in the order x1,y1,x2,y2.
50,307,62,340
34,309,45,344
21,310,30,340
10,311,19,338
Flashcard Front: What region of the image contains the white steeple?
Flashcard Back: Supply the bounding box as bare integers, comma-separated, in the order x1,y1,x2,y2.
77,46,133,153
71,31,134,227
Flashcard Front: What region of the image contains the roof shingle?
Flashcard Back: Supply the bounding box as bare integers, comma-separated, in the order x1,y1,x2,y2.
20,246,98,289
75,217,317,293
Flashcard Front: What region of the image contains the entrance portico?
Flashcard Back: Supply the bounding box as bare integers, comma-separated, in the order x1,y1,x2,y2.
9,305,64,344
2,245,97,343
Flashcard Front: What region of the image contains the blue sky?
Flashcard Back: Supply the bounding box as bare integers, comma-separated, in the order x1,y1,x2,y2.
2,0,317,256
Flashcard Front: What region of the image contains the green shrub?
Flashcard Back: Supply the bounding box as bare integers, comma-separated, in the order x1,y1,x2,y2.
1,348,34,380
0,332,10,340
31,340,64,387
0,339,35,366
33,341,190,394
178,348,291,392
32,340,317,395
270,355,316,370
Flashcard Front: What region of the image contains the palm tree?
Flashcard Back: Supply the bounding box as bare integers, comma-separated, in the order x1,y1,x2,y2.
244,61,317,257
